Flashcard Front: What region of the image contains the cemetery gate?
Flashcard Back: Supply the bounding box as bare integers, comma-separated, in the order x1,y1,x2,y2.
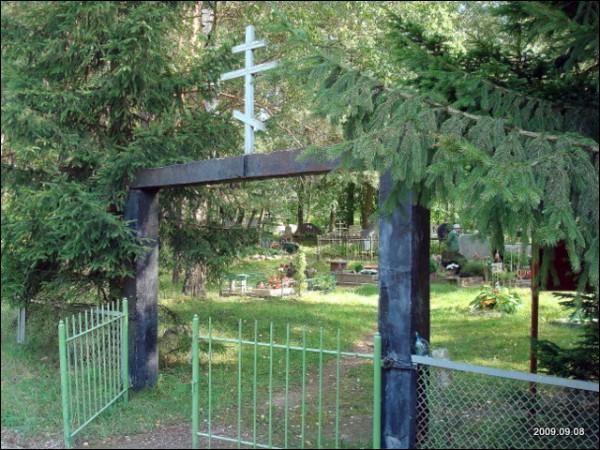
189,314,599,449
58,299,129,448
190,315,383,449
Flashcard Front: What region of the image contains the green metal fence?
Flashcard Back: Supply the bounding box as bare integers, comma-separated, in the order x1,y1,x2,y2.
191,315,382,449
59,299,129,448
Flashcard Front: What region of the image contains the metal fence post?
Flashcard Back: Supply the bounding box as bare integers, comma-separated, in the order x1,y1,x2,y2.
59,320,73,449
191,315,200,449
121,299,129,403
373,332,382,450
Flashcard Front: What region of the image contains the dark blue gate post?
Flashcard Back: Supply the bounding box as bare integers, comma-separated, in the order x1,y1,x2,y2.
378,172,430,448
123,188,160,390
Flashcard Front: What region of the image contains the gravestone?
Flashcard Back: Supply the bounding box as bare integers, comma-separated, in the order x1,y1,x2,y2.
458,234,491,259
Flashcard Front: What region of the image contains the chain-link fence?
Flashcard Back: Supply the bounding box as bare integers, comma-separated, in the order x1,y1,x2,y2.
414,356,599,449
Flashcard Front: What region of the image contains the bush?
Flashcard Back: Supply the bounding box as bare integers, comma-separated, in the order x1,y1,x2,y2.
459,260,486,277
429,257,439,273
353,263,364,273
430,240,446,256
307,274,336,293
504,251,530,268
538,292,599,381
293,248,307,296
495,271,517,283
470,286,522,314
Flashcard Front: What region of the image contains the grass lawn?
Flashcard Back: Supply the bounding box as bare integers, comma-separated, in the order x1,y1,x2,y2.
1,252,584,447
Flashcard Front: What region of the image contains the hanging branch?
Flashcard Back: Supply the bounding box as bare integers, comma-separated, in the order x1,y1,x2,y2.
308,55,599,153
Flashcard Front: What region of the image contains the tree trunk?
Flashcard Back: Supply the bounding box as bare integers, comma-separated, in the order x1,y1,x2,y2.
360,182,376,229
305,178,312,221
236,208,245,225
344,182,356,226
257,208,265,230
297,202,304,231
247,208,257,229
172,257,182,284
329,205,336,232
171,202,183,284
297,178,305,233
183,262,207,297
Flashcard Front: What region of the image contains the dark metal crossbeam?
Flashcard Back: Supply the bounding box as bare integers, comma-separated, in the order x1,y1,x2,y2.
132,148,338,189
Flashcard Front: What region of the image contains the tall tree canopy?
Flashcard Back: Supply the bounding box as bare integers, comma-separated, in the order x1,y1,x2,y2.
1,1,464,305
1,1,237,304
291,1,599,293
2,1,598,331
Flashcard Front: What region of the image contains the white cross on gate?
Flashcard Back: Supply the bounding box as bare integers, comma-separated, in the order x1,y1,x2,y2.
220,25,278,155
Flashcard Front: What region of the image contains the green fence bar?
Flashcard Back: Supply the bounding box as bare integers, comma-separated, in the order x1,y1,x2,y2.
237,319,243,449
90,310,98,415
59,321,73,449
78,313,86,422
121,299,129,403
84,312,92,422
301,328,307,449
268,322,274,448
101,310,107,399
335,329,341,449
318,328,324,449
373,332,382,450
253,320,258,449
191,318,381,450
191,315,199,449
71,317,81,426
284,324,290,449
208,317,213,448
59,301,128,448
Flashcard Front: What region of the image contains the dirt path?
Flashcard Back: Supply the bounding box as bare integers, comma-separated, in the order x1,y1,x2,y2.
2,330,377,449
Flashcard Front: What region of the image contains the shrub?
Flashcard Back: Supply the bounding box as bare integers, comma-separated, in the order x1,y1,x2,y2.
429,257,439,273
353,263,364,273
459,260,486,277
495,271,517,283
307,274,337,293
430,240,446,256
470,286,522,314
538,292,599,381
504,251,530,268
293,248,307,296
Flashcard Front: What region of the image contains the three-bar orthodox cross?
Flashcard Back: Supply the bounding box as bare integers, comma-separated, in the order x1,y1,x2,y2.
220,25,278,154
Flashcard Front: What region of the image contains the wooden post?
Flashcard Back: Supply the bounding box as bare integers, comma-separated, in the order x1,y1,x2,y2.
123,188,160,390
530,243,540,374
378,172,430,449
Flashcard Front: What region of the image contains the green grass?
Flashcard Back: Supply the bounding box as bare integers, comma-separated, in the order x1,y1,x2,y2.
1,256,584,445
428,283,580,370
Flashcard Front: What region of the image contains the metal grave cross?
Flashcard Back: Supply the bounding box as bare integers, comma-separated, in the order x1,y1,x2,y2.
220,25,278,155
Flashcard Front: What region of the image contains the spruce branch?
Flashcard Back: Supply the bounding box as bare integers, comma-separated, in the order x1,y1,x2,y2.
306,55,599,153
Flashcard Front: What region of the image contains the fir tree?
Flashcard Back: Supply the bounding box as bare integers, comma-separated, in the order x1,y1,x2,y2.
288,1,598,293
286,1,598,378
538,292,599,380
1,2,238,305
